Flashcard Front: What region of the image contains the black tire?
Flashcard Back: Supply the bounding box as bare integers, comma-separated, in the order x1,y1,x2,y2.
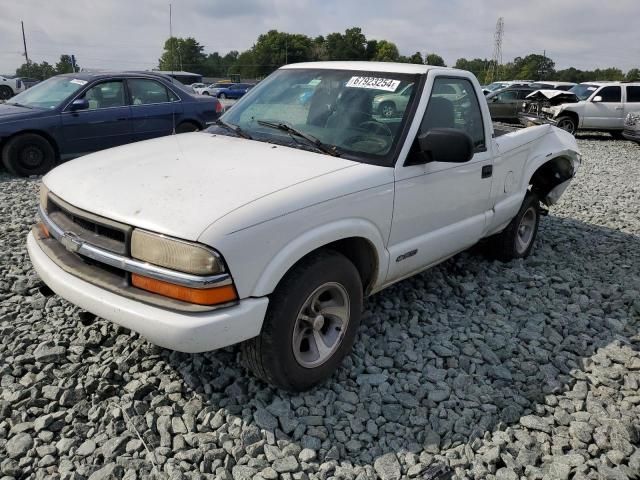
378,101,395,118
0,85,13,100
175,122,200,134
489,192,541,262
241,249,363,391
555,116,577,135
2,133,56,176
218,93,226,100
610,131,625,140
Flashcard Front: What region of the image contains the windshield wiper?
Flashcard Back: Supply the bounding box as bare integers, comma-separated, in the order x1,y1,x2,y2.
256,120,341,157
6,101,33,109
214,118,252,140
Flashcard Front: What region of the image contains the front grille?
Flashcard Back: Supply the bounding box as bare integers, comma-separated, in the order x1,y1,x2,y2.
47,194,132,255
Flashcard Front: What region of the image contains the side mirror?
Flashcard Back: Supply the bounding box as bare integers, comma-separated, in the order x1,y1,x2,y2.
69,98,89,111
592,96,603,103
412,128,474,164
491,96,499,102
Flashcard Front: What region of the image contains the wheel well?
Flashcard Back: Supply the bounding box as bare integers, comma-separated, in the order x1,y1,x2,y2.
1,130,60,161
529,156,575,203
558,110,579,124
282,237,379,296
178,120,203,130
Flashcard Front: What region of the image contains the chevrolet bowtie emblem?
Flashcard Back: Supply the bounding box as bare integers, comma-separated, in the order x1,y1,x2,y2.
60,232,83,253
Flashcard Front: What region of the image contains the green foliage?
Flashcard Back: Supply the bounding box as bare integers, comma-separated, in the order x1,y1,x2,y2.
55,55,76,74
409,52,424,64
373,40,400,62
627,69,640,81
15,54,79,80
425,53,446,67
158,37,206,71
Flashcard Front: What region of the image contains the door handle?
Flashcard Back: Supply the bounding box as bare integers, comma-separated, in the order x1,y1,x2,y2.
482,165,493,179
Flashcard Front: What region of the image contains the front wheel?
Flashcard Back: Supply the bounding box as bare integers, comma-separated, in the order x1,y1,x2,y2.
489,192,541,261
2,133,56,176
0,85,13,100
556,116,577,135
241,250,363,391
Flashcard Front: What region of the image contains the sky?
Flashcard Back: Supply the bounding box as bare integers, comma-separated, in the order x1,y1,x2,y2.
1,0,638,75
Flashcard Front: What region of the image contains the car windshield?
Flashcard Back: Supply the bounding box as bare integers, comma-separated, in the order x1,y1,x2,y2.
215,68,420,165
486,82,508,92
570,84,598,100
7,76,86,109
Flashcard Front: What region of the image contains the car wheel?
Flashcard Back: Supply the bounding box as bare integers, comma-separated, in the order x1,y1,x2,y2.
175,122,200,134
556,116,577,135
218,93,226,100
379,102,395,118
489,192,540,261
202,91,210,96
2,133,56,176
241,249,363,391
0,85,14,100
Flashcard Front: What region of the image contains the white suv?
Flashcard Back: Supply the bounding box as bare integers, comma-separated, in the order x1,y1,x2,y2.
0,75,26,100
542,82,640,136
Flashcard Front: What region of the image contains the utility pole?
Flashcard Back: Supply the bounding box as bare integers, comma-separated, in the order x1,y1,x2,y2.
21,21,30,73
487,17,504,84
285,38,288,65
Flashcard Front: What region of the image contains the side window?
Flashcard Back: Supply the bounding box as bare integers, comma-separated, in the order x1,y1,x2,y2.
82,81,126,110
417,77,485,152
128,79,175,105
517,90,532,99
496,90,518,101
598,86,621,102
626,86,640,103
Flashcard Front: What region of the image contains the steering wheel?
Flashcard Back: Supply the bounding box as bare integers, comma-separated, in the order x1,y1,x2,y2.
357,120,393,137
342,133,391,154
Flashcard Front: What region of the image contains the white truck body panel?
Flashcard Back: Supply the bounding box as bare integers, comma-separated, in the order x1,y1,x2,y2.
31,61,581,353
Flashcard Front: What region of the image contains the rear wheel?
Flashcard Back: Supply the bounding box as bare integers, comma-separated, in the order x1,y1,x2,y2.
379,101,395,118
556,116,577,135
489,192,541,261
241,250,363,391
2,134,56,176
0,85,13,100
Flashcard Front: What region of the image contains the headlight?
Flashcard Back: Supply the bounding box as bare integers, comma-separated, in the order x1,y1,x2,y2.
39,183,49,210
131,229,224,275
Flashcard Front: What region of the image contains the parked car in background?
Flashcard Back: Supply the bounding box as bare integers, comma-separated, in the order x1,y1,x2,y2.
215,83,254,99
0,75,26,100
0,72,223,176
372,82,415,117
190,83,206,91
28,61,580,390
482,80,533,95
528,81,576,91
197,82,234,96
518,81,640,135
486,86,537,121
624,113,640,143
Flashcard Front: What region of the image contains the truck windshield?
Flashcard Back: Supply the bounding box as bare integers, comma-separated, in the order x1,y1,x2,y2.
7,76,86,109
215,68,420,165
570,84,598,101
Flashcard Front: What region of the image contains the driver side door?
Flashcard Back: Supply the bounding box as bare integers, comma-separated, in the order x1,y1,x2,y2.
387,76,494,283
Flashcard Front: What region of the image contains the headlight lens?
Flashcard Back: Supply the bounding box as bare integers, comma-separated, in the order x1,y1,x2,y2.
39,183,49,210
131,230,224,275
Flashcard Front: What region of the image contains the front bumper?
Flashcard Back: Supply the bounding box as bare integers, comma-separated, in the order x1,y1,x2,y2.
623,129,640,144
518,112,555,128
27,232,268,352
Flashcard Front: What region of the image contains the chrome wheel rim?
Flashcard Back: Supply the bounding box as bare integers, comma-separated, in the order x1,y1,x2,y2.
557,119,575,133
381,104,394,117
515,207,537,254
292,282,350,368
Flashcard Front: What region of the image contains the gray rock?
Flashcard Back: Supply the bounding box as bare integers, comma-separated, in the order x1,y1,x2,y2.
254,408,278,431
520,415,551,433
33,342,66,362
273,456,299,473
374,453,401,480
76,439,96,456
6,433,33,459
88,464,124,480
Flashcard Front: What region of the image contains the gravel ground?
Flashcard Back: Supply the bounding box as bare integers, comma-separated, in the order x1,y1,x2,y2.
1,134,639,480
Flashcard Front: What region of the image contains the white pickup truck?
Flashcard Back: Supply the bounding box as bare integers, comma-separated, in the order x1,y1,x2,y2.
28,62,580,390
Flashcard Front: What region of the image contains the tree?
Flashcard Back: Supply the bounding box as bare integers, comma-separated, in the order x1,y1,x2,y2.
627,68,640,81
158,37,206,72
373,40,399,62
55,55,76,74
409,52,423,64
16,61,56,80
454,58,490,82
425,53,446,67
326,27,368,60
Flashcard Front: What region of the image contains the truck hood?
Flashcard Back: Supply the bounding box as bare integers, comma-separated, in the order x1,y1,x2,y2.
44,133,362,240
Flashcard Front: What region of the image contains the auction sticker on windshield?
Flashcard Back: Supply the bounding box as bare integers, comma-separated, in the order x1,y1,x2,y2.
70,79,88,86
346,76,400,92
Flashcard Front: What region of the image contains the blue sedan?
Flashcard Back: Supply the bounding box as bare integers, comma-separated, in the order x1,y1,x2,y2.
0,72,223,176
216,83,254,100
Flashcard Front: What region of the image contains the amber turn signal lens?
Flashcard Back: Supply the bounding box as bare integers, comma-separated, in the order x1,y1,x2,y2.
131,274,237,306
37,221,50,238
